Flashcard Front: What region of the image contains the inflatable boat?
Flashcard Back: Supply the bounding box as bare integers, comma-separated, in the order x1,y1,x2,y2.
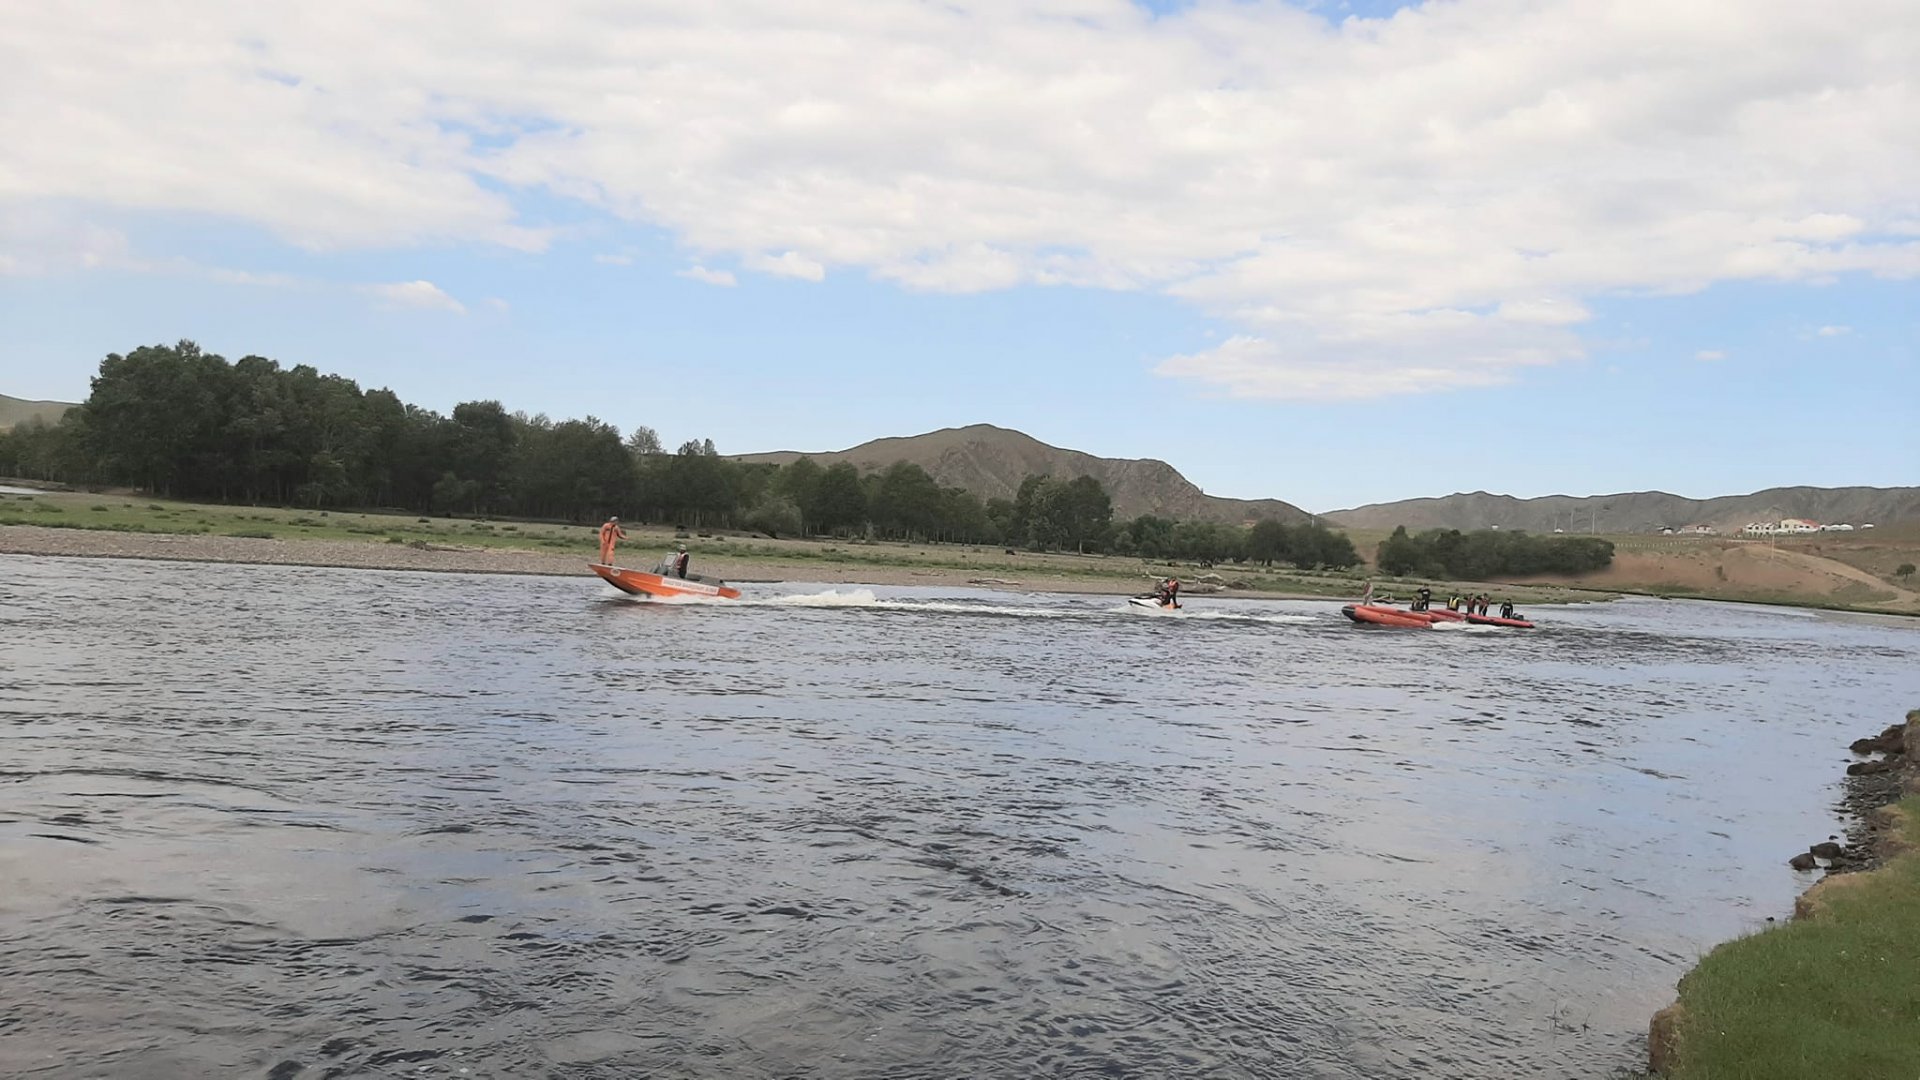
1341,604,1435,628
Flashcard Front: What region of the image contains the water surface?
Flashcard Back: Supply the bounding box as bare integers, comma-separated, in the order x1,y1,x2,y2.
3,555,1917,1078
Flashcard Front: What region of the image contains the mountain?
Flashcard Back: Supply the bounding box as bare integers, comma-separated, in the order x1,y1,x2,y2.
733,424,1311,524
0,394,76,431
1323,486,1920,534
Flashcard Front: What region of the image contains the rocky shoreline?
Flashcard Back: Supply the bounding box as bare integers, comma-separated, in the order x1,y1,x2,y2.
1647,708,1920,1075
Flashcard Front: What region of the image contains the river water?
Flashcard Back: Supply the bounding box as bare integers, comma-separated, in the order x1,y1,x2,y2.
4,554,1918,1079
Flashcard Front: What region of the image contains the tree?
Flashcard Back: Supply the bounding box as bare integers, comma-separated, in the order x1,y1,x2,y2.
1246,519,1291,566
811,462,868,535
870,461,944,539
1897,563,1916,582
1376,526,1422,575
445,399,514,511
776,456,823,534
745,495,803,538
625,426,662,457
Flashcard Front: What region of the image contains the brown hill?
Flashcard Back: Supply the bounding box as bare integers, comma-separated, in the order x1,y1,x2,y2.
1324,486,1920,534
0,394,75,431
733,424,1310,524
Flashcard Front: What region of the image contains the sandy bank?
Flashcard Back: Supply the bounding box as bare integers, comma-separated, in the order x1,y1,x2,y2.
0,524,1302,599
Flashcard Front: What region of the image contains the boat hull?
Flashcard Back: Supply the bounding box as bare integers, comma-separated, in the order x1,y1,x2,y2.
1342,604,1434,628
1128,596,1181,612
589,563,742,600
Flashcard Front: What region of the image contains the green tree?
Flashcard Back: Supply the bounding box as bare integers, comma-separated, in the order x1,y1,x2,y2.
745,495,803,538
1377,525,1421,575
448,400,516,512
776,456,824,534
870,461,944,539
811,462,868,535
1246,519,1292,566
625,426,662,457
1897,563,1916,582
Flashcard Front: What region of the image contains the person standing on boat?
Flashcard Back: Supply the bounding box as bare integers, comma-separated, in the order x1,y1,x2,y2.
598,516,627,565
673,543,690,579
1413,586,1431,612
1499,600,1516,620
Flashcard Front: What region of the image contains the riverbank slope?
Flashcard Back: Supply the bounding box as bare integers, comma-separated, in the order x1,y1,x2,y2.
0,490,1589,604
1648,710,1920,1078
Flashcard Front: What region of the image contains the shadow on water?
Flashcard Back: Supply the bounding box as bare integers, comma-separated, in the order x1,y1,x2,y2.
3,559,1918,1078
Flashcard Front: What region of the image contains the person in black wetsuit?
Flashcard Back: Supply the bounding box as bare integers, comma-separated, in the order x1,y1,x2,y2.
1413,586,1431,612
1499,600,1516,620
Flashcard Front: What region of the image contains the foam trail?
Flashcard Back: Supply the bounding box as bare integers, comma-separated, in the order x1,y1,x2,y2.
762,588,882,608
1112,604,1317,625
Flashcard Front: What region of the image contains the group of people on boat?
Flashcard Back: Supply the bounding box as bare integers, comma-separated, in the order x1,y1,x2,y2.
599,516,691,578
1446,591,1518,619
1403,585,1518,620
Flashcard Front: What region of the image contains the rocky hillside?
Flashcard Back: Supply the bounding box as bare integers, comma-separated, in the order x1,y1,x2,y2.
0,394,75,431
733,424,1310,524
1325,486,1920,534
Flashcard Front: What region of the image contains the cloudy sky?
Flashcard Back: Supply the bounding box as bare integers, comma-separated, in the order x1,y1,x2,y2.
3,0,1915,511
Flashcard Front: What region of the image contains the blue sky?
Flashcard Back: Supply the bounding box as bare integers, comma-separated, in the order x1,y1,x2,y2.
3,0,1915,512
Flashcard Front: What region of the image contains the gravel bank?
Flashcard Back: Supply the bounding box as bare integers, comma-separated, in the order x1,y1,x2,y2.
0,524,1205,596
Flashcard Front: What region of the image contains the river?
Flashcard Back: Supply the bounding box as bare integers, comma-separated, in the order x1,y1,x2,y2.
3,554,1917,1078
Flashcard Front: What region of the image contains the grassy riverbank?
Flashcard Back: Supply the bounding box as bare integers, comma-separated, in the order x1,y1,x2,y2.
1649,712,1920,1078
0,489,1593,602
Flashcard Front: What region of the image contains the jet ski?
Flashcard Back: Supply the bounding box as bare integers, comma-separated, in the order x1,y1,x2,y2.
1128,595,1181,612
589,562,742,600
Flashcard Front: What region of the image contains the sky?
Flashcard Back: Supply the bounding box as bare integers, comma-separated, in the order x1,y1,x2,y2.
2,0,1915,513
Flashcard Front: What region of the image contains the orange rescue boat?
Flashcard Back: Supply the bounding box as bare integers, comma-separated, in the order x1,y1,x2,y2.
589,563,742,600
1341,604,1435,628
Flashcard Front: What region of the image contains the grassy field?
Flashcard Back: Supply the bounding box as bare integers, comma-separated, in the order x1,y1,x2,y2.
1655,796,1920,1080
0,488,1601,601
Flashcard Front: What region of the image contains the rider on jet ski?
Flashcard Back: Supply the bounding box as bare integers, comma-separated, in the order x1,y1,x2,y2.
1153,577,1181,608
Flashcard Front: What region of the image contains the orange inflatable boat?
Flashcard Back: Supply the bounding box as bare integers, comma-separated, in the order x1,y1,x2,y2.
1341,604,1435,628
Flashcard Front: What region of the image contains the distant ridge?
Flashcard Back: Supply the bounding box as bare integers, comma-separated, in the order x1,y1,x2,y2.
1324,486,1920,533
733,424,1311,524
0,394,75,431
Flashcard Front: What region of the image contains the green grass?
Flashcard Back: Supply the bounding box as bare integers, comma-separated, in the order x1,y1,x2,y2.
1662,798,1920,1079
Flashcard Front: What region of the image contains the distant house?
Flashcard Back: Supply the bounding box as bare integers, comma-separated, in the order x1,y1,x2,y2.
1819,523,1855,532
1779,518,1820,533
1679,524,1716,535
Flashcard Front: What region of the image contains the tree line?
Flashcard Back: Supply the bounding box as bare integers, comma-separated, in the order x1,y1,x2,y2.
0,340,1361,566
1374,525,1614,578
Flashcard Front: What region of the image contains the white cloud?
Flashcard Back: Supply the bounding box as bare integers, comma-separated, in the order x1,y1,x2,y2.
677,265,738,287
594,253,634,266
364,279,465,313
483,297,509,312
742,251,825,282
1696,349,1727,361
3,1,1918,397
1817,324,1851,336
